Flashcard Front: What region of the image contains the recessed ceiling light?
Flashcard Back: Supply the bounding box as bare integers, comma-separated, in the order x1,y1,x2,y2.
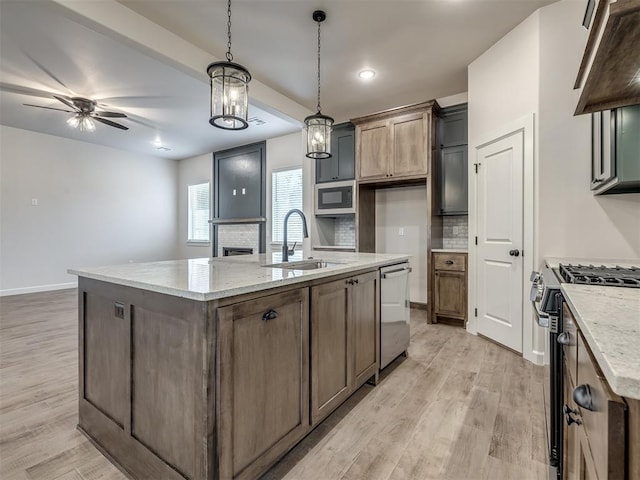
358,69,376,80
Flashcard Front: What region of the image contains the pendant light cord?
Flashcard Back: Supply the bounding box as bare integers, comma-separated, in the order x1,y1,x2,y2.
316,19,322,113
226,0,233,62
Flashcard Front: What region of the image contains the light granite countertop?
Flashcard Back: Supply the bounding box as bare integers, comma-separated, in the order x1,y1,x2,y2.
68,251,410,302
561,284,640,400
431,248,468,254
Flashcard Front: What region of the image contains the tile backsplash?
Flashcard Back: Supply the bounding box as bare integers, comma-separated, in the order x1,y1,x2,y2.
334,216,356,247
442,215,468,249
217,224,260,256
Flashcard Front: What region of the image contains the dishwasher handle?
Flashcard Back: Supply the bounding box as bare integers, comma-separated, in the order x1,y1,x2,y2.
382,266,412,279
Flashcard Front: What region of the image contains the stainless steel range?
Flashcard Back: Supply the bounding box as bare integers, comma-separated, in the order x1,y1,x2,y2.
531,263,640,480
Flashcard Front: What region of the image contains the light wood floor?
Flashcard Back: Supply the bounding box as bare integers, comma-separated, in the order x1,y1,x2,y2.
0,289,549,480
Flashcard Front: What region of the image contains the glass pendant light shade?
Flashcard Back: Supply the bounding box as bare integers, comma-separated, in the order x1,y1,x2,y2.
305,9,333,159
67,114,95,132
305,112,334,159
207,61,251,130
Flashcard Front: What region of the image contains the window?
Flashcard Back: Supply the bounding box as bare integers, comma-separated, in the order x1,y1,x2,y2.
272,167,303,243
188,182,210,242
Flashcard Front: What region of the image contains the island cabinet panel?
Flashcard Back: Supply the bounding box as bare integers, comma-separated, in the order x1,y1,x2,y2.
310,279,352,425
217,288,310,480
78,278,211,480
131,306,203,480
84,292,128,427
311,270,380,426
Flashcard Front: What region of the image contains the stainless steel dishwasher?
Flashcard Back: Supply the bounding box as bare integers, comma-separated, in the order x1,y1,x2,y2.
380,262,411,369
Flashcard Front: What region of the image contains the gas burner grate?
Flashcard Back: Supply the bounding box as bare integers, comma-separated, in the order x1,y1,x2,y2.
559,264,640,287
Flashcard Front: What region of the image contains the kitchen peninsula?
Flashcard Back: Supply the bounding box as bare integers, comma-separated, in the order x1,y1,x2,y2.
69,251,409,480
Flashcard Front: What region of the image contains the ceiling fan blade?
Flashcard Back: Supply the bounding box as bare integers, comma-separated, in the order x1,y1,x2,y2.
93,117,129,130
53,95,78,111
23,104,74,113
0,82,57,99
93,111,127,118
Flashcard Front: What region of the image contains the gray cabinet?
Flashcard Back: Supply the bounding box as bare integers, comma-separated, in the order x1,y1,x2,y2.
214,142,266,219
316,122,355,183
592,105,640,195
437,105,468,215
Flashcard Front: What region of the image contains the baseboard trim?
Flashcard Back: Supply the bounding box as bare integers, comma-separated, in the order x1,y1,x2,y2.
0,281,77,297
409,301,428,311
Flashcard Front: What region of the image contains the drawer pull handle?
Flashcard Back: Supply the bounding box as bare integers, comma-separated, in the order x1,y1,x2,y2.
557,332,571,345
445,260,454,265
346,279,359,285
573,384,594,411
563,404,582,426
262,309,278,321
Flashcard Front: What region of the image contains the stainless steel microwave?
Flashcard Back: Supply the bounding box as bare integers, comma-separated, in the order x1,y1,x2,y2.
315,180,355,215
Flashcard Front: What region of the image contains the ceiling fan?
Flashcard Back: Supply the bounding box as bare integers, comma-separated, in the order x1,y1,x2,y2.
24,95,129,131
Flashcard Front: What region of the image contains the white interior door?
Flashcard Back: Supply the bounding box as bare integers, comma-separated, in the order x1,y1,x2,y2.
475,130,524,353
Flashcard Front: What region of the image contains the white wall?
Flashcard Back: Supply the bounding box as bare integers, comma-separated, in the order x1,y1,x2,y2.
538,0,640,261
176,153,212,259
0,125,178,295
375,186,428,303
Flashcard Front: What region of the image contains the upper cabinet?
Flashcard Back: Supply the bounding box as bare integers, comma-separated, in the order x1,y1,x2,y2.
352,101,439,183
591,104,640,194
437,105,468,215
574,0,640,114
316,122,355,183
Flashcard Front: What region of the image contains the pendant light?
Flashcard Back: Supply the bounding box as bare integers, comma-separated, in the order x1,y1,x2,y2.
206,0,251,130
305,10,334,159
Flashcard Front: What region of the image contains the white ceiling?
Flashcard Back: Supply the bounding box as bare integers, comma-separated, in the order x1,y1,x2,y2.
0,0,556,160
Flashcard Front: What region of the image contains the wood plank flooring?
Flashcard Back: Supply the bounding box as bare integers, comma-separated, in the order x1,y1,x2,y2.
0,289,549,480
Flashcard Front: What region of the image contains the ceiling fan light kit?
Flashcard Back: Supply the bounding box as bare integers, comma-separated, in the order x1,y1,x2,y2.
207,0,251,130
305,9,334,160
67,114,96,132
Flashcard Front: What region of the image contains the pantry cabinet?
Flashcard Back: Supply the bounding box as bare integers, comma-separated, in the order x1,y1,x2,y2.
310,270,379,425
352,101,439,183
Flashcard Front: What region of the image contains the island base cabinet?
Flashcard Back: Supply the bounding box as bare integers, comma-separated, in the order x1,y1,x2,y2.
311,270,379,426
217,288,310,480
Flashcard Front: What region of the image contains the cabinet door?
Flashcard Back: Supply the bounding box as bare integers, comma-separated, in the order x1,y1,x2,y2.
310,278,352,425
440,110,467,148
217,289,310,480
351,271,380,389
391,113,426,177
316,156,338,183
439,145,468,215
434,270,466,319
335,126,355,181
357,120,389,179
591,110,615,190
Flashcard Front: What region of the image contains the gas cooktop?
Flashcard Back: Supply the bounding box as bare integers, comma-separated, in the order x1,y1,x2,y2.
558,264,640,288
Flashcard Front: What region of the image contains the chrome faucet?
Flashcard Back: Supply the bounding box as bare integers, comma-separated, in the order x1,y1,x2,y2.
282,209,309,262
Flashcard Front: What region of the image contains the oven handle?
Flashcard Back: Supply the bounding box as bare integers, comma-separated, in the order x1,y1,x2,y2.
531,301,550,328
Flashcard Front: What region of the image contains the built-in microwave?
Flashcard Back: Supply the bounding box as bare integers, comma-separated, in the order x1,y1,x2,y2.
315,180,355,215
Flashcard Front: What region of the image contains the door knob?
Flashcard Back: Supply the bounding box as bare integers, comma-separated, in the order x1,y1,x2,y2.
509,249,520,257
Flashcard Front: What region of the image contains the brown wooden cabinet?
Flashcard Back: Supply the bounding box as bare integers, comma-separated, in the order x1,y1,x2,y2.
431,251,467,324
217,288,311,480
352,101,438,183
562,304,631,480
310,270,379,425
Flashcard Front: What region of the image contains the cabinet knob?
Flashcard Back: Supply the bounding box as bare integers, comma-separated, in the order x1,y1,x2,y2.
445,260,454,265
262,309,278,321
563,404,582,426
573,385,594,411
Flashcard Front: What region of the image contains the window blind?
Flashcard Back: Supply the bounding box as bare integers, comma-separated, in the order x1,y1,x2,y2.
272,168,303,243
188,182,210,242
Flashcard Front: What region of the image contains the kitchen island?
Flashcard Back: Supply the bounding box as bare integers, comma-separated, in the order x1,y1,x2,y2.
69,251,409,480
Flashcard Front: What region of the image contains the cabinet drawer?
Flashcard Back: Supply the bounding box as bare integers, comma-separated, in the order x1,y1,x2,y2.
575,332,626,480
433,253,466,271
562,304,578,387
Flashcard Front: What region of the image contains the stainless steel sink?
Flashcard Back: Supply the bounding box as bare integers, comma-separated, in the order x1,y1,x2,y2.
262,259,339,270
